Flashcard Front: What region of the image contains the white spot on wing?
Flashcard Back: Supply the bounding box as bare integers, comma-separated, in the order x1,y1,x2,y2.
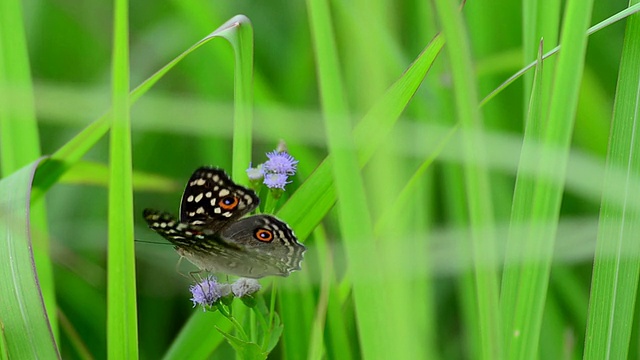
195,193,203,203
219,189,230,196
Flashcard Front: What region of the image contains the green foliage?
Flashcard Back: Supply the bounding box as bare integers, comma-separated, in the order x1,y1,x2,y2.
2,0,640,359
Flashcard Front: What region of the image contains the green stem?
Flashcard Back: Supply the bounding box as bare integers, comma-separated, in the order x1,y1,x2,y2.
268,280,277,331
250,308,257,343
217,304,249,341
263,190,281,214
254,301,270,350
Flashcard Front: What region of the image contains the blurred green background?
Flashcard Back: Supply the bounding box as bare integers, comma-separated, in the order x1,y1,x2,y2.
6,0,640,358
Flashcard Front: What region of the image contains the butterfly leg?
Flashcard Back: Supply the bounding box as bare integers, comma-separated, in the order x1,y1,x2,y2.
188,270,205,283
173,255,200,280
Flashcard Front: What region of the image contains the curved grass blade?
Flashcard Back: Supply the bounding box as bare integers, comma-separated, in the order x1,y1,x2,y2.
219,16,254,182
31,15,254,201
0,158,59,359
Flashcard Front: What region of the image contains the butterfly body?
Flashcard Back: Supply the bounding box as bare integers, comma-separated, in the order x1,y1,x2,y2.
143,167,305,278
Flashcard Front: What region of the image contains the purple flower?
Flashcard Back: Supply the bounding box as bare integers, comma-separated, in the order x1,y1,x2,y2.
246,147,298,192
189,276,223,310
231,278,261,297
263,173,290,190
262,151,298,175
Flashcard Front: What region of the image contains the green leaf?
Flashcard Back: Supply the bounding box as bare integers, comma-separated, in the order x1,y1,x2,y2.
216,327,266,360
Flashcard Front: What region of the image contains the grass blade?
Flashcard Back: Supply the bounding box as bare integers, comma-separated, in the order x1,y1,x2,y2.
500,0,594,357
107,0,138,356
584,1,640,358
0,0,57,342
501,36,545,356
433,0,501,358
305,0,382,358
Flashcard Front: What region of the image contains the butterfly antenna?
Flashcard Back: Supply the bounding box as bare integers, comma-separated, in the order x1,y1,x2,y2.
134,238,169,245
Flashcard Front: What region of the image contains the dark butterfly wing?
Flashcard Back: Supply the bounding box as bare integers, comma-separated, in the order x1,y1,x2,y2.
143,209,223,250
220,214,307,275
143,209,306,278
179,167,259,232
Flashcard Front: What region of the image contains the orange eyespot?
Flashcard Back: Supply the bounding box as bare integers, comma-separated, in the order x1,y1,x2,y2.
218,196,239,210
255,229,273,242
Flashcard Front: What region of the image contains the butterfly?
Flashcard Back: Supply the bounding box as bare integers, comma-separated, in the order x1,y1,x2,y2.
143,167,306,278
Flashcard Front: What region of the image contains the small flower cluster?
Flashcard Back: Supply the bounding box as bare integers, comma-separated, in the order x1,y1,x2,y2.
189,276,226,308
190,276,261,311
247,145,298,190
